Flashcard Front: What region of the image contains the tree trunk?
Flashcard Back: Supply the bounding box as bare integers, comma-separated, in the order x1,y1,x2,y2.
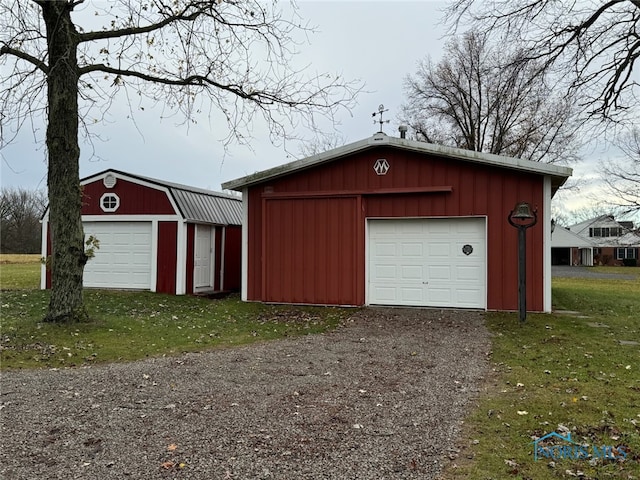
42,1,88,323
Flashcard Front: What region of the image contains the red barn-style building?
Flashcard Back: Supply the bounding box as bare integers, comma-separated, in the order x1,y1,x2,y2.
41,170,242,295
222,133,572,312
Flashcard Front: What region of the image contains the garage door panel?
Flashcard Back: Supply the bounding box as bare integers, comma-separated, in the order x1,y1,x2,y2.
428,265,451,280
368,218,486,308
426,221,451,233
401,243,423,257
83,222,152,289
401,265,422,279
456,288,483,300
400,288,423,302
457,221,483,234
374,264,397,279
375,242,397,256
427,287,452,303
370,286,397,302
428,243,450,257
457,265,482,281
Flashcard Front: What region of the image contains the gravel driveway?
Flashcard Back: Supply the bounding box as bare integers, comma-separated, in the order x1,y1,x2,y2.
0,308,490,480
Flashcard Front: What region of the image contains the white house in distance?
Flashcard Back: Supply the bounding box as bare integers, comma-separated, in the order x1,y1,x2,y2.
555,215,640,266
551,225,595,266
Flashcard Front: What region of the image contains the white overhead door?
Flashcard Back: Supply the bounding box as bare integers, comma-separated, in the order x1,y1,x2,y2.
83,222,152,289
368,218,486,308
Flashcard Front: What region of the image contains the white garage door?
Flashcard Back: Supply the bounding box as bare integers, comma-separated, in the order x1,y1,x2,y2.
368,218,486,308
83,222,152,289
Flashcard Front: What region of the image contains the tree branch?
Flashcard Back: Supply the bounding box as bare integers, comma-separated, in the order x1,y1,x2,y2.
0,44,48,74
446,0,640,122
78,7,200,43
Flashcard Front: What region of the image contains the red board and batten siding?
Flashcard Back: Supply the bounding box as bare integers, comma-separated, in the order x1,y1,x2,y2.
246,146,545,311
81,178,175,215
157,222,178,294
223,226,242,292
262,197,361,305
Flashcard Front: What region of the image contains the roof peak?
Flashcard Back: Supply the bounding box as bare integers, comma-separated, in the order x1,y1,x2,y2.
82,168,240,201
222,135,572,192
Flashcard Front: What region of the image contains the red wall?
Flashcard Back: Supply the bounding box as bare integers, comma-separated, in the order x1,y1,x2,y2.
82,178,175,215
185,224,195,294
262,197,360,304
246,146,546,311
223,226,242,291
157,222,178,294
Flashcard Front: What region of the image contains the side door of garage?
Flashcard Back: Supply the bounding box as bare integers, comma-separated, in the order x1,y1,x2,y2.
368,217,486,309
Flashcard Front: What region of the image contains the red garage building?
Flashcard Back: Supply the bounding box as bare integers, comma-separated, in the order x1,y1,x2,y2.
222,133,572,312
41,169,242,295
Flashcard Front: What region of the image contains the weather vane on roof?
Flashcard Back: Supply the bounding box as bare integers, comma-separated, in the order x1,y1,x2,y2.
372,104,390,133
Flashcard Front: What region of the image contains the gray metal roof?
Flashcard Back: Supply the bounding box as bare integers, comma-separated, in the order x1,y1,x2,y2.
81,170,242,226
222,132,573,194
169,186,242,225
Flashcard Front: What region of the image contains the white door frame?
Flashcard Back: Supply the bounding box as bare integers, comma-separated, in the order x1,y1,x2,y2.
193,224,215,292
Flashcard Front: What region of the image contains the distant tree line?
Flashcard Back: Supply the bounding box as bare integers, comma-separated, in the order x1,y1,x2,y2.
0,187,47,254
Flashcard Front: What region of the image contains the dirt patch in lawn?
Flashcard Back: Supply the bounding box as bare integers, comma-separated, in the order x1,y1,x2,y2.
0,307,490,480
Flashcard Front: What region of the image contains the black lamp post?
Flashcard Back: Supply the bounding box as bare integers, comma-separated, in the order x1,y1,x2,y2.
508,202,538,322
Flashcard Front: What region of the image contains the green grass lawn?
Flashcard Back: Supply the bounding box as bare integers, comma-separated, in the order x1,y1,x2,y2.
444,275,640,479
0,256,350,369
0,290,350,369
0,254,41,290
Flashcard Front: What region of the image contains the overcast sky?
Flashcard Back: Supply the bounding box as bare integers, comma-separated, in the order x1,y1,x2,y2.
0,0,632,217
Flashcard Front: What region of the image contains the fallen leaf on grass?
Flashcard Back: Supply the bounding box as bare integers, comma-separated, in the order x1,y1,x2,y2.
167,444,177,451
161,461,174,469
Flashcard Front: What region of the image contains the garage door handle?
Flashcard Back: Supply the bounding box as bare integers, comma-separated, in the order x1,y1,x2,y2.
422,281,428,284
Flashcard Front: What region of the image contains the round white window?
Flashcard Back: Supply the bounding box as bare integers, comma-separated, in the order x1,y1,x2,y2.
100,193,120,212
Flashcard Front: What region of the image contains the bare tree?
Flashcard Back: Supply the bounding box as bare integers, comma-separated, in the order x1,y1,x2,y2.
0,0,359,322
602,127,640,214
446,0,640,123
297,132,347,158
553,204,616,226
0,187,47,254
402,30,581,164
